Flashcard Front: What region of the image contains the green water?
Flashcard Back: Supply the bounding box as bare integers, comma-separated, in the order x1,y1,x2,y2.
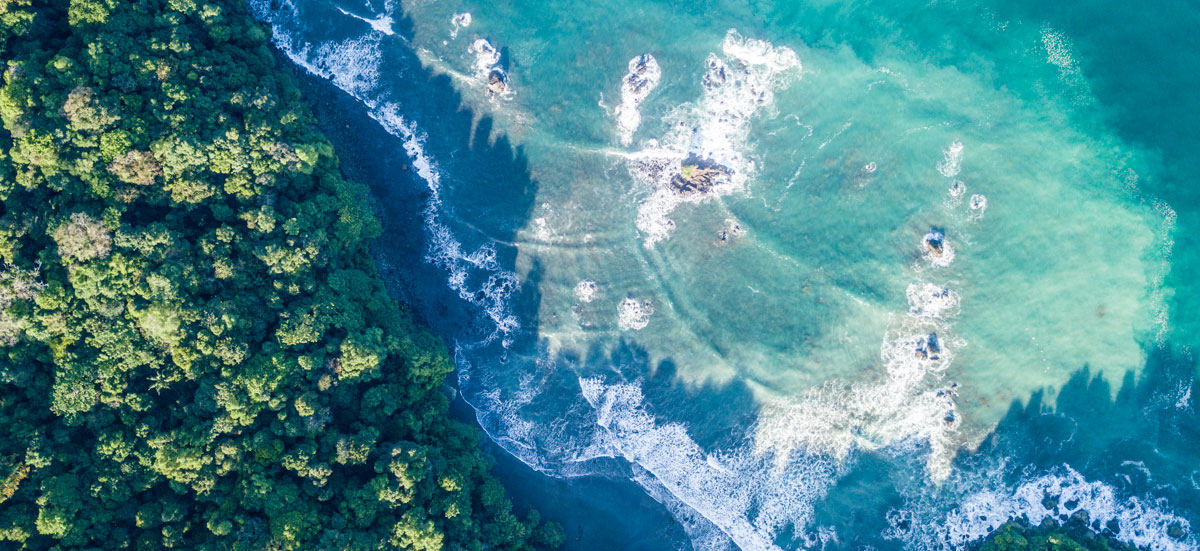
253,0,1199,548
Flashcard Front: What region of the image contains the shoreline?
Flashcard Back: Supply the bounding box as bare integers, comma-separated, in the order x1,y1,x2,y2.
289,58,692,551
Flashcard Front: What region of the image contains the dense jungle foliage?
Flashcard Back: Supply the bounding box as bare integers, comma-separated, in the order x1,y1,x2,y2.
975,521,1138,551
0,0,562,549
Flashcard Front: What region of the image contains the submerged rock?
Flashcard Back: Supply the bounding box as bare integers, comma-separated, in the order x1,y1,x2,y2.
1168,522,1187,540
717,218,746,242
670,155,732,195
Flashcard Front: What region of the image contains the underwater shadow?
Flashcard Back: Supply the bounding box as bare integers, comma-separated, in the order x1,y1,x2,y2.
290,13,535,341
577,337,761,452
808,345,1199,550
966,347,1200,516
285,11,695,551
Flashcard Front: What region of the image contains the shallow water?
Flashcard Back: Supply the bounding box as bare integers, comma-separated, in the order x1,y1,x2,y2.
254,0,1199,549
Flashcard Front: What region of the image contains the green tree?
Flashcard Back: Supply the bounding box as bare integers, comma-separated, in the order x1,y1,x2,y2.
0,0,560,549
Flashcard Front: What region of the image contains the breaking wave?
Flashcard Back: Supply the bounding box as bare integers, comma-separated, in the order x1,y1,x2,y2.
891,465,1195,551
614,54,662,146
450,12,472,40
625,30,801,246
251,4,1193,550
249,0,521,349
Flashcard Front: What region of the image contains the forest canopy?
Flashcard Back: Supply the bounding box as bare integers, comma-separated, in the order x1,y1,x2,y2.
0,0,561,549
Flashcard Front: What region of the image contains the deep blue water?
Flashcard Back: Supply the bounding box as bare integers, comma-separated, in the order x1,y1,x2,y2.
255,0,1200,549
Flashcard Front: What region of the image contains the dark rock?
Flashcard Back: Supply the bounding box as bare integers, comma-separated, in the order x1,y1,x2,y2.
924,230,945,257
626,55,656,95
487,68,508,96
914,332,941,361
1168,522,1186,540
717,221,744,243
703,58,728,88
670,155,732,195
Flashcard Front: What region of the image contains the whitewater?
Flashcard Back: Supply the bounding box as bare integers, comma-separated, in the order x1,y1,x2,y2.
252,0,1199,550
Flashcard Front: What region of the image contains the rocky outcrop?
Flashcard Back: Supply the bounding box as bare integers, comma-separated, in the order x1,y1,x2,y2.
923,230,946,257
669,155,732,195
625,55,658,96
487,68,508,96
914,332,941,361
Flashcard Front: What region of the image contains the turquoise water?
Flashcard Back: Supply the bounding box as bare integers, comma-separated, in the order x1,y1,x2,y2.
252,0,1199,549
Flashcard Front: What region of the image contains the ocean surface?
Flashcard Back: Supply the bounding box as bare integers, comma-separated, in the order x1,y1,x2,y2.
251,0,1200,549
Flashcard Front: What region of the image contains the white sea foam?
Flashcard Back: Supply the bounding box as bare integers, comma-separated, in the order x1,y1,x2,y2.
1147,197,1176,345
450,12,472,39
250,9,1189,551
532,216,551,241
937,141,964,178
630,471,737,551
907,283,961,319
923,229,955,268
1038,25,1094,101
336,4,395,36
469,38,511,98
754,314,964,481
579,377,839,551
627,30,801,246
617,297,655,330
968,194,988,220
388,108,521,343
892,465,1196,551
262,27,382,98
469,38,501,74
614,54,662,146
575,279,598,303
249,0,522,347
1042,26,1080,77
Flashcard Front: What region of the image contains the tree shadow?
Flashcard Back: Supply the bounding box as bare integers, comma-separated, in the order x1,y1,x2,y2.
286,11,697,550
970,347,1200,515
810,345,1200,550
290,13,534,339
281,7,1200,549
577,339,760,452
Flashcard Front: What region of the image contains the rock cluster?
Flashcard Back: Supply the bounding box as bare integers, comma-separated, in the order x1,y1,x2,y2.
914,332,941,361
625,55,658,97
